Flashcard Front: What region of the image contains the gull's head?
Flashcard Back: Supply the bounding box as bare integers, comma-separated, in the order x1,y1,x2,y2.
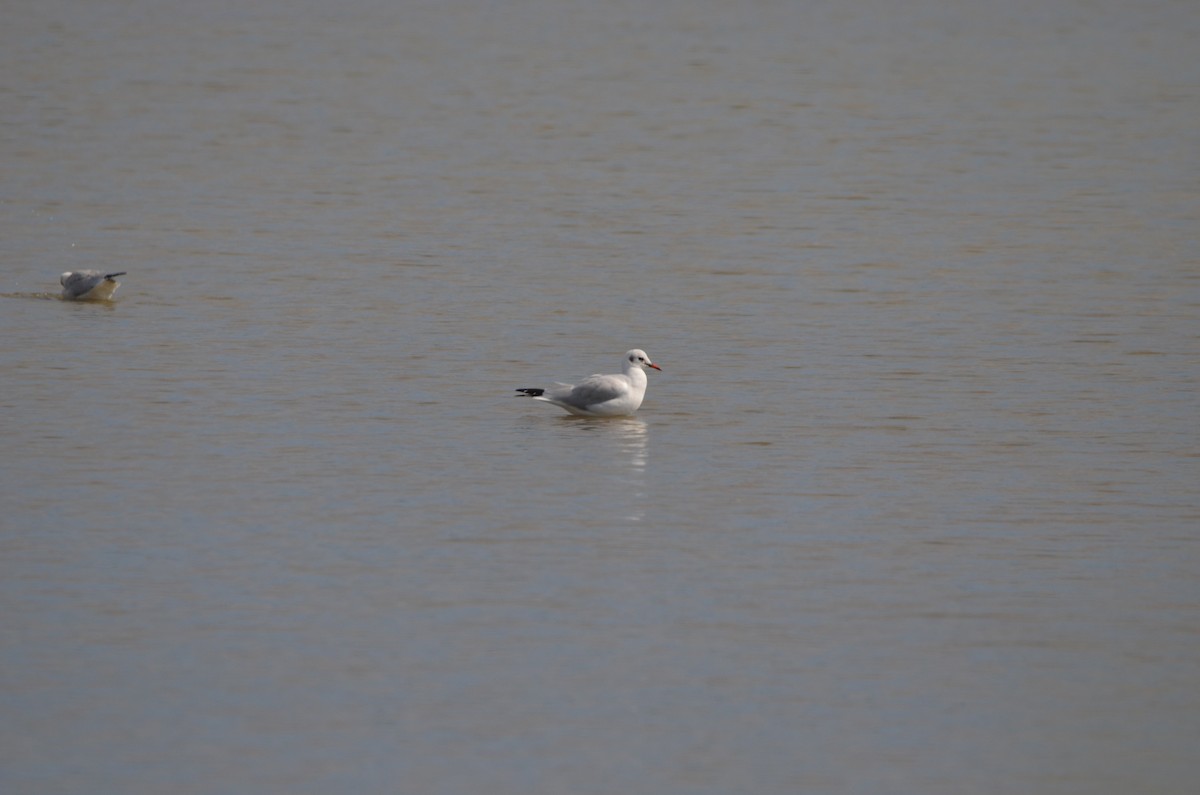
626,349,661,371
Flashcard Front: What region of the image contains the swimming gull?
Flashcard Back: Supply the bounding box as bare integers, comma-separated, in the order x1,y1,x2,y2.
60,270,127,300
516,349,662,417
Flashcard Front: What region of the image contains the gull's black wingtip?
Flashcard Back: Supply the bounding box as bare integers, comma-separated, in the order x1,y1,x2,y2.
104,271,127,280
515,388,545,397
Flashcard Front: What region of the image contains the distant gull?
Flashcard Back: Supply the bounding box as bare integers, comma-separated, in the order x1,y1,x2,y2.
516,349,662,417
60,270,126,300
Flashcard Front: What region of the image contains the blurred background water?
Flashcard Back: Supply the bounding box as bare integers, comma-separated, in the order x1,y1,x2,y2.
2,1,1198,793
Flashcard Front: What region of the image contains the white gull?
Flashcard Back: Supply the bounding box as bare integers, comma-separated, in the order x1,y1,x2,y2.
60,270,127,300
516,349,662,417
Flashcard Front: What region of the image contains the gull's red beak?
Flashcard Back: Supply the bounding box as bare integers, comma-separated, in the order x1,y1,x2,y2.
648,362,662,371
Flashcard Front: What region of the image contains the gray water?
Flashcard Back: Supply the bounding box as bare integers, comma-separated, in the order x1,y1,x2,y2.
3,1,1198,793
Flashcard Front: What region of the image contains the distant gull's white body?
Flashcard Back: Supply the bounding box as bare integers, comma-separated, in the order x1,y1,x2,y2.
60,270,126,300
516,349,662,417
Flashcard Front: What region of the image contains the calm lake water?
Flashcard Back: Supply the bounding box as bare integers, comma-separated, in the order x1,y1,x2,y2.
2,1,1198,793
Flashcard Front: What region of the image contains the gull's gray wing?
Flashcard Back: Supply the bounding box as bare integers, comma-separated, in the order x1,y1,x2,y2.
555,374,627,409
60,270,104,298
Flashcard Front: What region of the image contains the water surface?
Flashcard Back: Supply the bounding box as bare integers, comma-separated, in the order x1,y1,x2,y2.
2,1,1198,793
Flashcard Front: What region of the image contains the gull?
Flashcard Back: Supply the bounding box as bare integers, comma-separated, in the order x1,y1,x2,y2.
516,349,662,417
60,270,127,300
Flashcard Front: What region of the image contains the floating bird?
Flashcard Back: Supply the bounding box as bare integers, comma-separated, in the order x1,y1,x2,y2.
516,349,662,417
60,270,127,300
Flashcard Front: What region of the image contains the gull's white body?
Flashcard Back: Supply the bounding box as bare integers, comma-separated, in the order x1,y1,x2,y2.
517,349,661,417
60,270,126,300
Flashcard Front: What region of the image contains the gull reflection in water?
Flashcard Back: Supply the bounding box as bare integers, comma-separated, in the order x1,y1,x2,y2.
597,417,648,522
610,416,647,470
